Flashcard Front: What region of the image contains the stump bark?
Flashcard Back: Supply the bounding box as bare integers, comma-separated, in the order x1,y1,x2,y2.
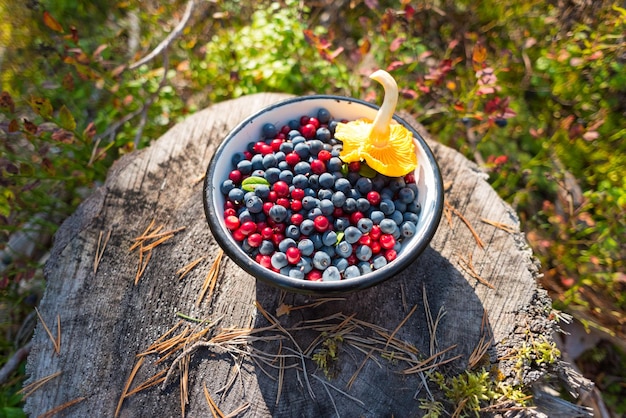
24,93,585,417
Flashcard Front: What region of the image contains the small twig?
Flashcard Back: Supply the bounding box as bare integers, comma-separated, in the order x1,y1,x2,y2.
310,373,365,406
38,396,86,418
125,369,167,397
128,0,195,70
444,201,485,249
402,345,460,374
34,308,60,355
347,348,375,390
0,341,32,384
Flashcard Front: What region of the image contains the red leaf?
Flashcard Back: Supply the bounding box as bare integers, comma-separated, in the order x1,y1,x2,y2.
83,122,96,140
43,11,64,33
364,0,379,10
400,88,418,99
390,37,405,52
51,129,74,143
404,4,416,20
386,61,405,71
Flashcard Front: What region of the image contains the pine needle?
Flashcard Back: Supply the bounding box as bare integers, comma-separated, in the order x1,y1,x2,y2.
177,256,205,280
38,396,86,418
347,348,375,390
458,253,495,289
115,357,144,418
125,369,167,397
18,370,62,399
34,308,60,355
385,304,417,348
94,228,112,273
130,220,185,284
203,382,225,418
180,354,190,417
444,201,485,249
196,249,223,307
481,217,516,233
224,402,250,418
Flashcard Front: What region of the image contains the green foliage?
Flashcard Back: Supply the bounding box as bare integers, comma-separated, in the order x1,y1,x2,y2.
311,333,343,379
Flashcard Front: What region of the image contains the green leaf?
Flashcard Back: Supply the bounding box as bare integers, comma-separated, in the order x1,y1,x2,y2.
30,97,53,119
358,163,377,178
59,105,76,131
335,231,344,245
341,163,349,176
241,176,270,192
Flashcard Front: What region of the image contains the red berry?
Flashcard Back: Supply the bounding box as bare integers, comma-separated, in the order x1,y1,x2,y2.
285,152,300,166
380,234,395,250
299,115,310,126
308,117,320,129
263,202,274,215
369,225,382,240
224,201,235,210
247,233,263,247
273,223,286,234
232,228,245,241
276,133,286,140
404,172,415,184
272,233,285,246
273,181,289,197
229,170,242,183
350,211,364,225
290,213,304,225
367,191,381,206
224,215,240,230
286,247,301,264
332,207,344,218
317,150,332,162
347,254,358,265
256,221,267,231
384,249,397,262
240,221,257,235
291,188,305,200
348,161,361,172
243,151,253,160
224,208,237,217
301,123,316,139
310,159,326,175
268,191,278,202
261,227,274,239
258,255,272,269
313,215,329,232
260,144,273,155
307,270,323,281
277,198,290,208
281,125,291,135
370,241,382,254
290,200,303,212
358,234,372,246
253,141,265,154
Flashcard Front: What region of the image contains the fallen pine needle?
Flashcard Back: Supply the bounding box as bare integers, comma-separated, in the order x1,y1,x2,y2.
196,249,224,307
94,228,112,273
225,402,250,418
38,396,86,418
481,217,516,234
458,254,495,289
130,221,185,284
35,308,60,355
125,369,167,397
347,348,375,390
18,370,62,399
115,357,144,418
177,257,205,280
385,304,417,348
444,201,485,249
203,382,225,418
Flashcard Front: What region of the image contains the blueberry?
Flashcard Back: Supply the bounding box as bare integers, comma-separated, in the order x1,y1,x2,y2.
379,199,396,215
321,245,336,258
332,257,349,273
294,142,310,159
288,120,300,130
271,252,288,269
259,240,275,255
379,219,398,234
279,170,293,184
231,152,247,166
297,257,313,274
274,151,286,162
355,245,372,261
308,139,324,155
317,108,331,124
343,226,362,244
279,142,294,154
300,219,315,235
388,177,405,193
407,201,421,214
309,233,324,249
315,127,331,142
254,185,270,199
381,188,394,201
278,238,297,252
289,268,305,279
392,228,401,240
308,174,320,189
262,154,278,169
313,251,331,270
286,224,301,240
319,172,335,189
356,198,370,212
343,198,357,213
347,171,361,186
403,212,419,224
307,208,323,221
398,187,416,204
292,174,309,189
304,187,316,197
393,241,402,252
228,188,245,203
302,196,319,211
298,239,315,256
262,122,278,138
358,262,373,275
372,175,386,191
322,266,341,281
344,265,361,279
221,179,235,195
278,160,290,170
372,255,388,270
238,209,253,223
331,191,346,207
241,239,253,254
264,167,281,183
251,154,264,170
251,169,265,177
334,217,350,231
393,200,407,213
319,199,334,216
328,120,339,135
245,195,263,213
294,161,311,175
390,210,404,225
357,217,373,233
269,205,287,222
317,189,333,200
355,177,373,194
370,210,385,225
327,157,343,172
292,135,306,145
237,160,252,175
334,178,351,194
322,230,338,246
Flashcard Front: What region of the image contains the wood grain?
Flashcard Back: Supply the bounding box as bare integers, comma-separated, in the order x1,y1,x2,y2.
25,93,555,417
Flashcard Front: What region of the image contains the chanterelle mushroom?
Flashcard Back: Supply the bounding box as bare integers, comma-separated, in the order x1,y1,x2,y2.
335,70,417,177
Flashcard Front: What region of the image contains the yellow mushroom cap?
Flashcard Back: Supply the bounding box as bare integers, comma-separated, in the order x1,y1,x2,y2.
335,70,417,177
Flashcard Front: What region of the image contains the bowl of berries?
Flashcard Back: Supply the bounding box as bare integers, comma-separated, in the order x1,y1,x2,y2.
204,71,444,294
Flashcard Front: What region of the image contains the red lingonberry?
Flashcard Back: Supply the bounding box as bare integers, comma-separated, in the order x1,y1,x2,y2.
286,247,301,264
301,123,316,139
404,172,415,184
260,144,273,155
261,227,274,239
243,151,253,160
273,223,286,234
299,115,310,126
347,255,358,265
384,249,397,262
247,233,263,247
224,215,240,230
263,202,274,215
308,117,320,129
369,225,382,241
333,207,344,218
310,159,326,175
277,198,290,208
370,241,381,254
229,170,242,183
273,181,289,197
348,161,361,172
240,221,257,236
306,270,323,281
272,233,285,246
291,188,305,200
280,125,291,135
358,234,371,246
258,255,272,269
285,152,300,166
317,150,332,162
290,200,303,212
350,211,364,225
256,221,267,231
253,141,265,154
267,191,278,202
232,228,245,241
290,213,304,225
313,215,330,232
224,201,235,210
379,234,395,250
367,191,381,206
224,208,237,217
276,132,286,140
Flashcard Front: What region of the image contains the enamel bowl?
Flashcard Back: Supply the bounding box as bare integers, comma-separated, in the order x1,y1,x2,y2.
204,95,443,294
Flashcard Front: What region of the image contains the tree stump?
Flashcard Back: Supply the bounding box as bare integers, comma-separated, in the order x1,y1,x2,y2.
24,93,589,417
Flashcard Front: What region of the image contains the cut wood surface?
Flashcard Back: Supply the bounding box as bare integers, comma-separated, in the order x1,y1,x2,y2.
24,93,568,417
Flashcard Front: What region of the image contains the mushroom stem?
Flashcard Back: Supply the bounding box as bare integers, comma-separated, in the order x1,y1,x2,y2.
369,70,399,147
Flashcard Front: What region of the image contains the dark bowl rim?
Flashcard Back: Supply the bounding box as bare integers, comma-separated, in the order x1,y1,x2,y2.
203,94,444,295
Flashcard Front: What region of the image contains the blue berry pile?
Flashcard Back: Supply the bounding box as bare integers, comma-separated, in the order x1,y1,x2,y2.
220,109,421,281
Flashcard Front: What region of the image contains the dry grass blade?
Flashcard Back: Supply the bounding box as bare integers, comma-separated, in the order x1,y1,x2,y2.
94,228,112,273
139,321,184,356
197,249,224,307
177,256,205,280
203,382,225,418
444,201,485,249
34,308,60,355
481,217,516,233
115,357,144,418
134,249,152,285
38,396,86,418
385,304,417,348
458,253,495,289
452,397,469,418
18,370,62,399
